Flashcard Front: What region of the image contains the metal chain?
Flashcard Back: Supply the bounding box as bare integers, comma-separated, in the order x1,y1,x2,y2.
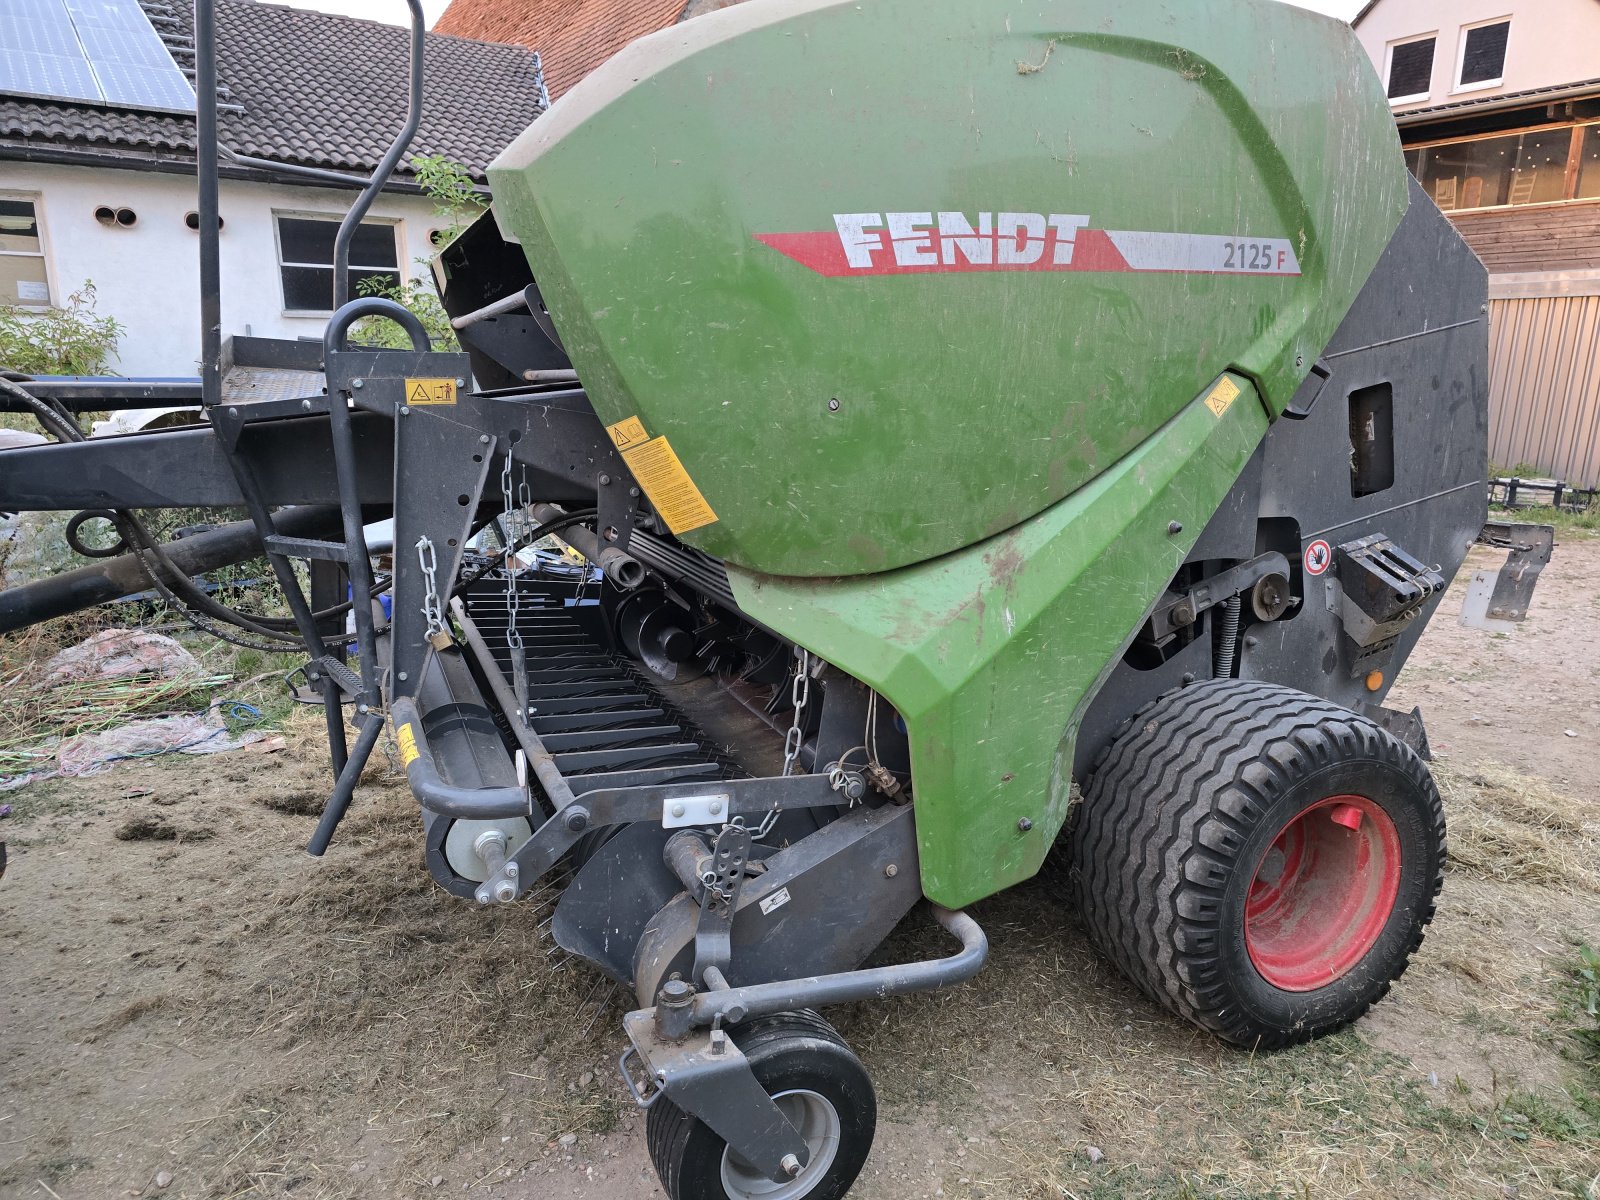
417,535,447,642
780,647,811,777
501,460,530,719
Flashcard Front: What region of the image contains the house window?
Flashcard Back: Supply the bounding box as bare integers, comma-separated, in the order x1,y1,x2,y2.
1387,35,1436,102
0,195,52,307
1407,121,1600,211
275,213,400,313
1579,125,1600,200
1457,19,1510,90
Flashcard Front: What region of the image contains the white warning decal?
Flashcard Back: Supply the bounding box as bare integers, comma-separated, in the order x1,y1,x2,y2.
759,887,792,916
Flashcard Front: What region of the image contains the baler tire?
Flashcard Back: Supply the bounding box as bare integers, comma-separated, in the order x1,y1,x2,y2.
1068,678,1445,1049
645,1009,876,1200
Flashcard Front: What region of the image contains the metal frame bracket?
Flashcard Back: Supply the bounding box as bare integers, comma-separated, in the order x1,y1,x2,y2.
621,1010,809,1183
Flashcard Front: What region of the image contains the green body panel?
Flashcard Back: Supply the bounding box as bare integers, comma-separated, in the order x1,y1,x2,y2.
729,377,1269,906
488,0,1406,577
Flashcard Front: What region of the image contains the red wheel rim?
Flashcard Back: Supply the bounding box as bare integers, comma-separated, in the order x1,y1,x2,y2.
1244,794,1401,992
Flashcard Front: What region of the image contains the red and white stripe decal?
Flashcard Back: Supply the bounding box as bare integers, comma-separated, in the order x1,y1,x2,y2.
754,214,1301,279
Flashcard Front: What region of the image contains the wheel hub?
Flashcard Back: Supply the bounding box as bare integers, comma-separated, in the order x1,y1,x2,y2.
720,1089,842,1199
1245,794,1401,992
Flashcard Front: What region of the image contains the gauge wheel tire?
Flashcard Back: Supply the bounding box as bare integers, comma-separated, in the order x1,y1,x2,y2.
1069,678,1445,1049
645,1009,876,1200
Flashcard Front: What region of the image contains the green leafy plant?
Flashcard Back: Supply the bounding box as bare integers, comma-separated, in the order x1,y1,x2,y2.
352,273,458,350
350,155,486,351
1571,942,1600,1059
411,153,486,242
0,280,124,375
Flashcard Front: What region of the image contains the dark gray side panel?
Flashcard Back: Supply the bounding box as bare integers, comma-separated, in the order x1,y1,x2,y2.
1074,176,1489,779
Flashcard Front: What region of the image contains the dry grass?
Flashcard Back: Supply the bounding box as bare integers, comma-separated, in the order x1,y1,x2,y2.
5,654,1598,1198
128,713,629,1198
831,760,1600,1200
1435,760,1600,893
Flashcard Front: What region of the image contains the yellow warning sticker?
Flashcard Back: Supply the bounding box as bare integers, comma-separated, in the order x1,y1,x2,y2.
405,377,457,406
620,436,718,535
1204,376,1241,418
397,723,420,768
606,414,650,451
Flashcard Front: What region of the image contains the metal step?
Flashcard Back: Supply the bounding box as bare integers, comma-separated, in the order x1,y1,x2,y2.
264,533,349,563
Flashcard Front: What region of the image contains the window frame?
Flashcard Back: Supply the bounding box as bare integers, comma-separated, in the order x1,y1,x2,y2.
1385,32,1439,106
1402,118,1600,214
0,191,56,310
271,210,404,317
1453,16,1511,96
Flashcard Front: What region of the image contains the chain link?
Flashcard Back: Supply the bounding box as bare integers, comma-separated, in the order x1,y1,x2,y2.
416,535,447,642
780,647,811,777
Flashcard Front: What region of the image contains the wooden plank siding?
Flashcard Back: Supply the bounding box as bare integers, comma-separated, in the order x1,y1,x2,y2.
1450,202,1600,273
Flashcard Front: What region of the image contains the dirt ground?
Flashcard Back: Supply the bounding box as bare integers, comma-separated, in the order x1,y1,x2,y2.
2,538,1598,1200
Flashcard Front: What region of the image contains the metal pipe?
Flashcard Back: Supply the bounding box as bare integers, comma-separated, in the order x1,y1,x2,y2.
391,695,531,819
219,146,371,187
530,503,645,589
323,296,430,356
331,0,425,310
193,0,221,410
0,505,342,632
688,906,987,1027
305,711,385,856
450,290,530,329
320,296,427,715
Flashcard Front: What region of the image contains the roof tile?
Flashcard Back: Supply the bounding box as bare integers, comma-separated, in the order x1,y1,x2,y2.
434,0,686,99
0,0,547,180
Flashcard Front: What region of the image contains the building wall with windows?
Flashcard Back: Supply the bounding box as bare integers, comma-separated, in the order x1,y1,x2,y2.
1,163,439,378
1355,0,1600,113
1354,0,1600,487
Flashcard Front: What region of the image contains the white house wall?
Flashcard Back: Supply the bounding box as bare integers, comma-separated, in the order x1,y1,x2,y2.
1355,0,1600,114
1,161,443,377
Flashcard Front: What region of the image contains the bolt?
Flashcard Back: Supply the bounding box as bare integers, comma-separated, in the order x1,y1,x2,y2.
1168,520,1183,535
493,878,517,903
357,703,369,714
827,398,840,412
397,671,407,681
505,862,519,878
227,407,239,417
598,473,612,485
352,378,363,389
1243,635,1259,648
400,405,410,415
671,802,686,818
479,434,490,444
455,377,465,387
708,799,722,815
659,979,694,1005
475,888,490,904
300,399,312,411
628,486,640,498
781,1154,802,1178
1295,355,1304,367
1017,817,1034,832
563,807,590,832
884,863,898,878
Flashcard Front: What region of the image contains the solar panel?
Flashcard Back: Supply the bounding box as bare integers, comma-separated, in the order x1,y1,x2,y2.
0,0,195,112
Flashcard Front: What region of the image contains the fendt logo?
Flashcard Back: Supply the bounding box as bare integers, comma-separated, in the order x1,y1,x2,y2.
754,211,1302,279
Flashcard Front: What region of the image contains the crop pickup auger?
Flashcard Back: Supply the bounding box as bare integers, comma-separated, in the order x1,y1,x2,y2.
0,0,1558,1195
